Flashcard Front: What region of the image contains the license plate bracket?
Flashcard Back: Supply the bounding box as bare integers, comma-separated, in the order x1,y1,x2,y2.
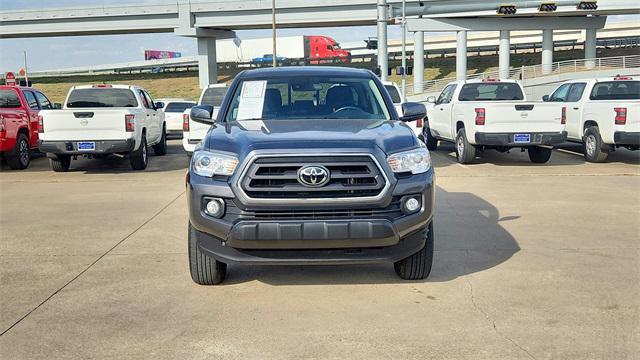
77,141,96,151
514,134,531,143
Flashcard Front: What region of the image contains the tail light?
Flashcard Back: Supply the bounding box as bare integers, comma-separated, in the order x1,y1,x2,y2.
416,117,423,128
614,107,627,125
0,115,5,134
561,107,567,124
125,114,135,132
38,115,44,133
475,108,486,126
183,113,190,132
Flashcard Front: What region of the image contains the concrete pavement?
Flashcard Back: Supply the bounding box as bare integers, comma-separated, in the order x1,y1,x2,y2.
1,140,638,359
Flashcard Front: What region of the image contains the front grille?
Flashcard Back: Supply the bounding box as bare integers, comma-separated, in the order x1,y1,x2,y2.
226,198,403,221
240,155,386,199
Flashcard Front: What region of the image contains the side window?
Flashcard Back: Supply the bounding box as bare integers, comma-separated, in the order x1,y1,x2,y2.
138,90,150,109
34,91,52,109
549,84,571,102
143,91,155,110
436,85,453,104
566,83,586,102
23,91,39,110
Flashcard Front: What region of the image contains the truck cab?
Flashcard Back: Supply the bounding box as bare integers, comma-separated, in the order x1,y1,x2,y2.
1,85,55,170
544,75,639,162
185,67,433,285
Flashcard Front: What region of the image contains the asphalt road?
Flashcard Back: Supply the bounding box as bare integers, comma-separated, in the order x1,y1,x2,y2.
1,140,639,359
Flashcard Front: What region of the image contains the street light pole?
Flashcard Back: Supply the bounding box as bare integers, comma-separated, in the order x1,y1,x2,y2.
401,0,406,102
23,51,29,84
272,0,277,68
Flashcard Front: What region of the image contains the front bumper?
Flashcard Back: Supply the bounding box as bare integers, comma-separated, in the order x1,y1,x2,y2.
475,131,567,147
38,139,135,155
614,132,640,146
188,169,435,265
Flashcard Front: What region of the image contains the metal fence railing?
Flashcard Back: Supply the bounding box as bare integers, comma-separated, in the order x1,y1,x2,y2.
408,54,640,97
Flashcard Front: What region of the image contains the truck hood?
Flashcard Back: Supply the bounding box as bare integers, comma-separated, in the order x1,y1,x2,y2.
203,119,418,157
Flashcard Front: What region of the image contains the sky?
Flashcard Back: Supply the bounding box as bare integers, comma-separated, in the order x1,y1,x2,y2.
0,0,635,72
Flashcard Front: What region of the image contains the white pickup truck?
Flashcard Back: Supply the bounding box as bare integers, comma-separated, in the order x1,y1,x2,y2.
156,98,196,137
183,84,228,154
543,76,639,162
423,79,567,164
38,84,167,171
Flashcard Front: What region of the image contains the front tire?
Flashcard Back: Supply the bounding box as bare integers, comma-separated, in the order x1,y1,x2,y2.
583,126,609,163
130,134,148,170
394,223,434,280
7,133,31,170
152,125,167,156
188,223,227,285
455,128,476,164
424,127,438,151
50,155,71,172
527,147,553,163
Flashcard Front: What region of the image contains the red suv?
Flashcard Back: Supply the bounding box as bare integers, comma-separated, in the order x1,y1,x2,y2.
0,86,55,170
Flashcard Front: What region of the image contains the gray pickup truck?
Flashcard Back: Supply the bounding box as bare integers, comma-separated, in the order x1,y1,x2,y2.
186,67,435,285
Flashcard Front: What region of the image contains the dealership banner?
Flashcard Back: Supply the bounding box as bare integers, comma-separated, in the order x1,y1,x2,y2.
144,50,182,60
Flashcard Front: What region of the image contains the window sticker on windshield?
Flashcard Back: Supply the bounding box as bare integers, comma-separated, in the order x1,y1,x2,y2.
237,80,267,120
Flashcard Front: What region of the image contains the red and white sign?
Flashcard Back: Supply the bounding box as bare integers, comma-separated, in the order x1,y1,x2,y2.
5,72,16,86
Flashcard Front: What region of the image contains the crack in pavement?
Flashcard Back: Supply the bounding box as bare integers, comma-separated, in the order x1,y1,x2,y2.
0,190,185,337
464,251,537,360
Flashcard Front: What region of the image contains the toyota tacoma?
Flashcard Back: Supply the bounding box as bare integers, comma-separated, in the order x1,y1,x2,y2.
187,67,434,285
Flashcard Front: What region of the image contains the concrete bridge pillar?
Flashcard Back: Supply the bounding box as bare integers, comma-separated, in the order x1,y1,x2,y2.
542,29,554,75
197,37,217,89
456,30,467,81
413,30,425,94
585,28,597,69
499,30,510,79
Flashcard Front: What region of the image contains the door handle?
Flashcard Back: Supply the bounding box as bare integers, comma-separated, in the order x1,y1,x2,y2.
573,107,579,110
439,108,444,111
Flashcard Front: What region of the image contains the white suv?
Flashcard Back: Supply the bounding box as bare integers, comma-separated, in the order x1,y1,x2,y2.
183,84,228,154
156,98,195,137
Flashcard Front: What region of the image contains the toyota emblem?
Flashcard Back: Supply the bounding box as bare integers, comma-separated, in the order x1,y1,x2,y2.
297,165,330,187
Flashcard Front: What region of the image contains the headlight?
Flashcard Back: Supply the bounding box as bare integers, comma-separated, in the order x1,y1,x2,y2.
192,150,239,177
387,147,431,174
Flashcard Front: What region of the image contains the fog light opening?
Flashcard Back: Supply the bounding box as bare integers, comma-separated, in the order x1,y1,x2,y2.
403,196,422,214
203,198,225,218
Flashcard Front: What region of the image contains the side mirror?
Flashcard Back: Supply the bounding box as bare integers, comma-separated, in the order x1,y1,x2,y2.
53,103,62,109
155,101,165,109
426,96,436,103
399,102,427,122
190,105,215,125
542,95,550,102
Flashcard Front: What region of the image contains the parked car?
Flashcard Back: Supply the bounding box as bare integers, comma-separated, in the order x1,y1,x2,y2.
423,79,567,164
0,85,56,169
183,83,228,154
156,98,196,137
38,84,166,171
251,54,287,66
383,81,424,140
543,75,639,162
186,66,434,285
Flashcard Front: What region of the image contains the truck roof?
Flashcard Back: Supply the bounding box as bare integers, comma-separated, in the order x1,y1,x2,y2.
71,84,137,90
563,76,637,83
460,78,520,84
239,66,373,79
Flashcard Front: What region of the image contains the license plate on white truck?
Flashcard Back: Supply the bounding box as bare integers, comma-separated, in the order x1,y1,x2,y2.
514,134,530,143
77,142,96,151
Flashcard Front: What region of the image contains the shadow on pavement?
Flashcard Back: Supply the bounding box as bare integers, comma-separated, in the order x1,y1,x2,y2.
224,187,520,285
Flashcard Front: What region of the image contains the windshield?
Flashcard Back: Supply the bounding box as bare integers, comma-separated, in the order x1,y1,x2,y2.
164,102,195,113
224,76,390,122
67,88,138,108
458,82,524,101
589,81,639,100
384,85,401,104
